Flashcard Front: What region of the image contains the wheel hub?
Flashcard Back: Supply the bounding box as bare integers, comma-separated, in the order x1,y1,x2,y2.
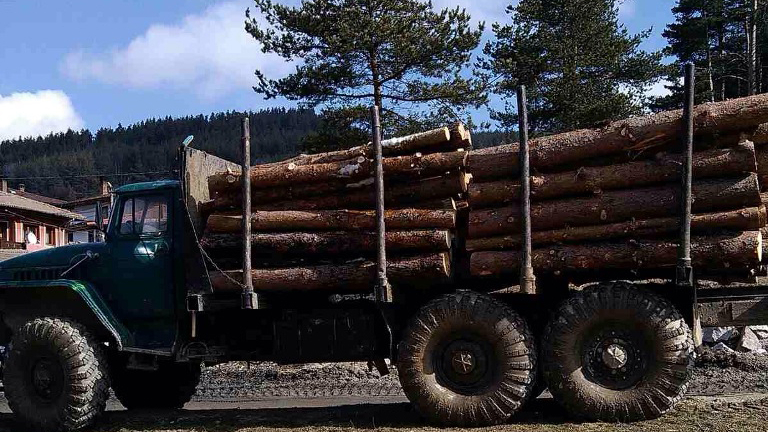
435,337,493,395
602,343,628,369
451,350,476,374
30,357,64,401
583,328,647,390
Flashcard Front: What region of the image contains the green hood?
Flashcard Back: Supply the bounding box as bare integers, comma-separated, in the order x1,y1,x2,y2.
0,243,108,279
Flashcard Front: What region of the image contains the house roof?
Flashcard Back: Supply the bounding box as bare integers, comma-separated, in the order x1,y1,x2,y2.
0,191,84,220
8,189,66,205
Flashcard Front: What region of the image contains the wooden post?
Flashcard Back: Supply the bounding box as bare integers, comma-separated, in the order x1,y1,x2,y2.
677,63,695,288
518,86,536,294
371,105,392,303
241,117,256,309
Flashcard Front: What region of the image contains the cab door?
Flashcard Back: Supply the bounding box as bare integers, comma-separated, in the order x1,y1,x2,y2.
106,192,176,349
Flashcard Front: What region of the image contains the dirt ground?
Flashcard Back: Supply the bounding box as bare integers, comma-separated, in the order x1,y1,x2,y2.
0,395,766,432
1,349,768,432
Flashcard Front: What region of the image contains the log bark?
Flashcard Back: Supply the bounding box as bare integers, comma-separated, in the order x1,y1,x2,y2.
468,174,761,238
469,231,762,276
762,226,768,261
757,143,768,190
206,172,469,212
251,127,453,168
201,230,451,255
466,206,767,251
206,209,456,232
468,93,768,181
209,151,466,196
210,253,451,292
468,143,757,207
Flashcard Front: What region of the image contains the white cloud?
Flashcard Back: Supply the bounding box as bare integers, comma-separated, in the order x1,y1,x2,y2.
61,2,293,99
646,79,674,98
0,91,84,141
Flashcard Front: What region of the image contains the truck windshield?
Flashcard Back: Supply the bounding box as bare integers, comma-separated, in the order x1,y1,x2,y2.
118,195,168,235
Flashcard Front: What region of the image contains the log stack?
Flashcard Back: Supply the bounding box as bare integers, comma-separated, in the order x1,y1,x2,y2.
201,125,471,293
466,94,768,281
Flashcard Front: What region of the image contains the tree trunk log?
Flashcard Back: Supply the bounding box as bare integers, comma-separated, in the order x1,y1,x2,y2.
201,229,451,255
468,143,757,207
468,174,761,238
757,143,768,190
469,231,762,276
468,93,768,181
205,172,468,212
244,126,454,169
209,151,466,196
466,206,766,251
210,252,451,292
206,209,456,232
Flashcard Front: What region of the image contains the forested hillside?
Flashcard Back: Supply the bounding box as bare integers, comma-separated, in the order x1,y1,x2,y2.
0,109,510,201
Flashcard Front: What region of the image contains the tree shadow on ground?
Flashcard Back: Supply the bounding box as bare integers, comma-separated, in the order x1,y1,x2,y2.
0,398,574,431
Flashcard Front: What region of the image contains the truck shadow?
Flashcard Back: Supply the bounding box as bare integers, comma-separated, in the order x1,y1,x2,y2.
0,399,572,431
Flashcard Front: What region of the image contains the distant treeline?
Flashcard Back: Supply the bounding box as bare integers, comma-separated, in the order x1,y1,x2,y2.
0,109,513,201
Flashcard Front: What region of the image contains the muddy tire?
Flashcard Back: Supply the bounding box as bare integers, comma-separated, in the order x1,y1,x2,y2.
542,283,694,422
5,318,110,432
398,291,536,426
112,361,201,410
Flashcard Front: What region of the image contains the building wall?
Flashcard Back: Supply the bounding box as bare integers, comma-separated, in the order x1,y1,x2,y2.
0,210,72,249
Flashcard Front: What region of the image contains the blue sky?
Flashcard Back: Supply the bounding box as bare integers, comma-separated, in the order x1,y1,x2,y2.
0,0,674,141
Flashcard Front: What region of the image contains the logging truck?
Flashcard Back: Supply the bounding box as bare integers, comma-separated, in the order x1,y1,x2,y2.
3,80,768,431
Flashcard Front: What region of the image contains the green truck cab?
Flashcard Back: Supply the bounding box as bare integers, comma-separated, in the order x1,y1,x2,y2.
0,146,730,431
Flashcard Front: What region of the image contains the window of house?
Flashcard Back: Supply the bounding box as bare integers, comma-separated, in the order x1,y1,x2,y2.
119,195,168,235
23,224,40,244
0,221,8,242
47,227,56,246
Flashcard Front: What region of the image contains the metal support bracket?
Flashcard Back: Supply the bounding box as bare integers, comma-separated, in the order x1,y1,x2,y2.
517,85,536,294
371,105,392,303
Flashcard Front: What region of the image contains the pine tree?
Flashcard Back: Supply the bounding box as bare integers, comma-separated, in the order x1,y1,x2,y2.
245,0,486,151
656,0,767,110
481,0,666,134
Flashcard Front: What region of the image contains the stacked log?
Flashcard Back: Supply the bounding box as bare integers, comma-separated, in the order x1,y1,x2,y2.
202,125,470,293
466,94,768,280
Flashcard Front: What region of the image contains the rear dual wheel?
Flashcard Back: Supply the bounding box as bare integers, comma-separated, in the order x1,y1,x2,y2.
398,291,537,426
542,283,694,422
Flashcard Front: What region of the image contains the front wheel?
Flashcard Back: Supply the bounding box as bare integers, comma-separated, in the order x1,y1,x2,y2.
542,283,694,422
398,291,537,426
5,317,110,432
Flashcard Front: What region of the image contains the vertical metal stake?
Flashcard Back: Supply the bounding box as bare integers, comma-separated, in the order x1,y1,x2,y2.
676,63,695,288
517,86,536,294
371,105,392,303
241,117,256,309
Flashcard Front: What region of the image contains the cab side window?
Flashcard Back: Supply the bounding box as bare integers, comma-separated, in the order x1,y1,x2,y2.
118,196,168,235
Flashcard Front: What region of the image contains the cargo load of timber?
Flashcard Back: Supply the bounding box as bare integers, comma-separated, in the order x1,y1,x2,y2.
466,93,768,282
200,93,768,293
201,124,471,293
